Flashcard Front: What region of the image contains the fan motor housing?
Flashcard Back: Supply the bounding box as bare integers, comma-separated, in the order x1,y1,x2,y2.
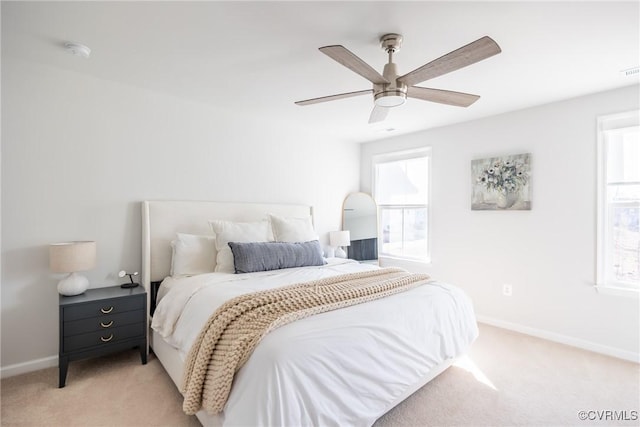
374,62,408,107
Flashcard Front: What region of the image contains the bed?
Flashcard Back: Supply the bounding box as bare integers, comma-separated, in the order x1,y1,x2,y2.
142,200,478,427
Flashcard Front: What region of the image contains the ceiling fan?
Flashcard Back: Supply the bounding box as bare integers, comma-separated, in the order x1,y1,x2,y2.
295,34,501,123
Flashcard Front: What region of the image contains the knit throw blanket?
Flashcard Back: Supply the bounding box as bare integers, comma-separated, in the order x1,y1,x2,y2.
180,267,430,415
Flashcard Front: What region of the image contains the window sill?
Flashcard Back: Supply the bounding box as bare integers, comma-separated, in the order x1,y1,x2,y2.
594,285,639,298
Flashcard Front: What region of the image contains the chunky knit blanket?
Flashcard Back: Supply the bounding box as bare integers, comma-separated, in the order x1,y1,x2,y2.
181,267,430,415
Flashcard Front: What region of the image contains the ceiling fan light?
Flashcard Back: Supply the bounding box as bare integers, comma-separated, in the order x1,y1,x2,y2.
374,91,406,107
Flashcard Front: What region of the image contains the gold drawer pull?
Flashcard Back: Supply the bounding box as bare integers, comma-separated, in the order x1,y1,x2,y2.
100,320,114,328
100,334,114,342
100,306,114,314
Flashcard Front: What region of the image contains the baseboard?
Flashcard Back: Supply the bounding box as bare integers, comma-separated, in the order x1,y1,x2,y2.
476,315,639,363
1,355,58,379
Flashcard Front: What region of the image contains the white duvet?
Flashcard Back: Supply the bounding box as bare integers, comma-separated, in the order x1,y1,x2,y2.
151,259,478,427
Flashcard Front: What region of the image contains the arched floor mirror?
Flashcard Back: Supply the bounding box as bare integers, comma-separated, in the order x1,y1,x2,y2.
343,192,378,264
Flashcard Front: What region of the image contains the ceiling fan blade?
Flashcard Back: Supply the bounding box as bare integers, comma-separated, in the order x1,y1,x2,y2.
368,105,389,123
407,86,480,107
398,36,501,86
295,89,373,106
319,45,390,85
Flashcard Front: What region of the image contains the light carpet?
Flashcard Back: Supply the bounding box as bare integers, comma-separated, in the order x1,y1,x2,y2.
1,324,638,426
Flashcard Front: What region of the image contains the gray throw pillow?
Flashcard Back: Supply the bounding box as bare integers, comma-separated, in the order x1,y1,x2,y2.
228,240,326,274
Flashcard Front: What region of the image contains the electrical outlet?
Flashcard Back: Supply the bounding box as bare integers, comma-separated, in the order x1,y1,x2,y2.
502,284,513,296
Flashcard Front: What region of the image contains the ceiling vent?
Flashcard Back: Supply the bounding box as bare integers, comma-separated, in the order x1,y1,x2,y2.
620,67,639,77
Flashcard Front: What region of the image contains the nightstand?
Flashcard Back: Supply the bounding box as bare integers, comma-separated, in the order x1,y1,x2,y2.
58,286,147,388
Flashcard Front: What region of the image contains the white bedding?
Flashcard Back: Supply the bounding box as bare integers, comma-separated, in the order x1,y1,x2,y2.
151,258,478,426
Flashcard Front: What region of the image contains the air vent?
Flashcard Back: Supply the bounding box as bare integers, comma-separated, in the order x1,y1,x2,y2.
620,67,639,77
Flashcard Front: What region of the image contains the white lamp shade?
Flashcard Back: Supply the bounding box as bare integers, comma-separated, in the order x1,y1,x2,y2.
49,241,96,273
329,231,351,247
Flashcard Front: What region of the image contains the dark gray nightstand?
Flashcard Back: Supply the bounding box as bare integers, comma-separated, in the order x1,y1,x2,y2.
58,286,147,387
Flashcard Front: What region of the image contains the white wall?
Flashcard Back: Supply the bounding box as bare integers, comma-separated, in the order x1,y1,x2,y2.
361,85,640,360
1,57,360,370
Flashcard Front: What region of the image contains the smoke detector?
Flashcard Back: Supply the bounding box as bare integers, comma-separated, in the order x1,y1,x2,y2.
64,42,91,59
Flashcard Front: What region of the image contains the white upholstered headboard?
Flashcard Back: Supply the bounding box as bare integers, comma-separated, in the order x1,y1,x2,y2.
141,200,313,292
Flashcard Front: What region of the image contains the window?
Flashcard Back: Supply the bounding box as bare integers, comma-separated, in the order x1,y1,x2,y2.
373,148,431,262
597,110,640,292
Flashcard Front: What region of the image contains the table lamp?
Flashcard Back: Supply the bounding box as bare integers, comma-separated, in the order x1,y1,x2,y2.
330,231,351,258
49,241,96,296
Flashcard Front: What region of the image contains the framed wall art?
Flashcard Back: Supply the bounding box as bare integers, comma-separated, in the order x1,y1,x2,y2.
471,153,531,210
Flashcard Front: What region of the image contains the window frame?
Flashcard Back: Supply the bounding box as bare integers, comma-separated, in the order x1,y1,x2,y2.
596,110,639,296
372,147,432,264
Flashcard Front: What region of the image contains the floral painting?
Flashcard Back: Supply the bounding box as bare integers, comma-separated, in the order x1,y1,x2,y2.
471,153,531,210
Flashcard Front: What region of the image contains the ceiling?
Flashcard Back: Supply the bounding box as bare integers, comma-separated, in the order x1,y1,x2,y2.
3,1,639,143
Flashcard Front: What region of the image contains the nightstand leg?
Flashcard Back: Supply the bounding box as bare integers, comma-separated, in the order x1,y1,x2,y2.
139,341,147,365
59,356,69,388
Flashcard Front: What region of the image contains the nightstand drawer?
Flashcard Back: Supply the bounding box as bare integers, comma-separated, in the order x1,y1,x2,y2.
63,322,145,353
64,309,144,336
63,295,144,321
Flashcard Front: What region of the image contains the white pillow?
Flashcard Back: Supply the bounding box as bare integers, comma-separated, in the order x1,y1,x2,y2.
269,214,318,243
209,220,273,273
170,233,216,276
